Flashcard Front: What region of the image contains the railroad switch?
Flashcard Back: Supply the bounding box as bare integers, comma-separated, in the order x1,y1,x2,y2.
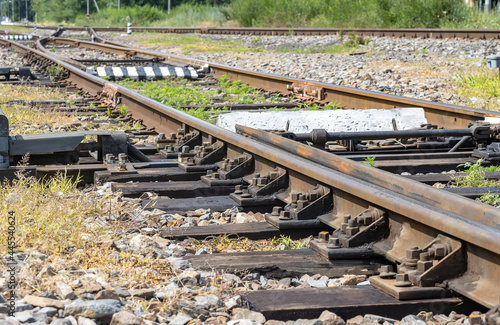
1,108,131,167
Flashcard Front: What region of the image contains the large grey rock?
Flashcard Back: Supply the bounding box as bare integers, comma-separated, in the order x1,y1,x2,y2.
318,311,345,325
13,311,35,322
56,282,76,300
33,307,58,322
129,235,160,255
176,270,200,286
24,295,65,309
228,320,260,325
51,319,73,325
401,315,426,325
95,289,119,300
307,279,327,288
65,316,79,325
286,319,322,325
225,295,241,311
170,312,193,325
78,317,98,325
194,294,221,309
63,299,121,318
232,308,266,324
0,314,20,325
168,257,191,271
112,286,131,298
110,310,143,325
129,288,155,299
265,321,286,325
14,303,34,312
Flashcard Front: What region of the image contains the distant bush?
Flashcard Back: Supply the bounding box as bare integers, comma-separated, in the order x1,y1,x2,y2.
151,3,228,27
228,0,474,28
74,4,164,26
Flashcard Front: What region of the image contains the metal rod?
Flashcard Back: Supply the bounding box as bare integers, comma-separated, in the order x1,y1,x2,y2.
448,136,471,153
290,128,475,144
127,143,152,162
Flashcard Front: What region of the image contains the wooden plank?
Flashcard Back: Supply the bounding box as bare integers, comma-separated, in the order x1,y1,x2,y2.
112,180,235,198
159,222,329,240
185,249,382,278
242,286,468,321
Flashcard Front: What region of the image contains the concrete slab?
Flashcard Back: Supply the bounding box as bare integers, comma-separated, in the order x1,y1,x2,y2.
216,107,427,133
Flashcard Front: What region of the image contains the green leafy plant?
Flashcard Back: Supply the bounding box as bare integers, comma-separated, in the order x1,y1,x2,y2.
117,105,128,117
453,159,500,187
362,156,377,167
476,193,500,206
272,235,309,250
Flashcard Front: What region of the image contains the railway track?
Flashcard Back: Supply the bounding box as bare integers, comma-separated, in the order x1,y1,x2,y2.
28,25,500,40
0,29,499,324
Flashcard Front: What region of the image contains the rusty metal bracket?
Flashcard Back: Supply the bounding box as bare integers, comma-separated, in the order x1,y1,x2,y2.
161,129,201,158
286,82,325,102
230,167,288,206
100,83,121,108
104,153,137,175
275,185,332,220
335,206,387,247
178,140,226,172
370,235,465,300
200,152,253,186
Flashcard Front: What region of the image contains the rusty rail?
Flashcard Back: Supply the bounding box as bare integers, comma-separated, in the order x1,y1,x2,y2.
29,25,500,40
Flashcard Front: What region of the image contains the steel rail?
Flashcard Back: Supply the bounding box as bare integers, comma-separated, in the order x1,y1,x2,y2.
2,38,498,308
29,25,500,39
38,37,500,129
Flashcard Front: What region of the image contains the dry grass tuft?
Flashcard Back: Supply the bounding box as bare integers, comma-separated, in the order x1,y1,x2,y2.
0,172,118,255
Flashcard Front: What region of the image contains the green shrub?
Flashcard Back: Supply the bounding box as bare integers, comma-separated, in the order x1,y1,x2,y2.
228,0,474,28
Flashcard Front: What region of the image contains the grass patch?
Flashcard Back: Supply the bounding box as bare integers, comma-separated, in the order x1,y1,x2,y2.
185,234,310,253
0,84,143,134
455,65,500,96
116,76,270,121
454,63,500,111
477,193,500,206
276,33,369,54
452,159,500,188
0,173,115,255
134,33,263,55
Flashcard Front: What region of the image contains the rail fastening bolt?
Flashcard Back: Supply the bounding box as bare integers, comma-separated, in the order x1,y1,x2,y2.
394,273,412,287
271,206,282,216
318,231,329,243
379,265,396,279
327,236,340,249
417,252,433,273
279,210,291,220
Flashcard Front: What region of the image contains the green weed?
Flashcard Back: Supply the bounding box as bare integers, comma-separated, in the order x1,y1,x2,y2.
117,105,128,117
476,193,500,206
362,156,377,167
453,159,500,187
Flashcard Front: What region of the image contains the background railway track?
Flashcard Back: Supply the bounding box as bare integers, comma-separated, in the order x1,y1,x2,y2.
0,29,499,324
27,26,500,40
